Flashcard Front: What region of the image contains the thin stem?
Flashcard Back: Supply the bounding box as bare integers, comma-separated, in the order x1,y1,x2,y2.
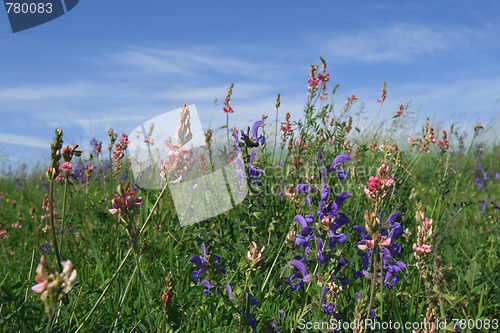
59,174,69,255
366,245,379,319
49,179,62,266
133,253,153,332
113,262,138,331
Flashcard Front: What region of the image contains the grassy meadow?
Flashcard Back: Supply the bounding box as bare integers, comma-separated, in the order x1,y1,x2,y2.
0,60,499,332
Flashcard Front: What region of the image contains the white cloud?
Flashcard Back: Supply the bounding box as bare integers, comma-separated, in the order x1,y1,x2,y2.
0,132,48,149
321,24,459,63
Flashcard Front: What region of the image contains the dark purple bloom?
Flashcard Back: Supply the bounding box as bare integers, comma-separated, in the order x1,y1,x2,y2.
332,258,350,285
250,297,259,306
248,151,264,185
353,252,369,279
327,214,349,249
316,237,329,265
293,215,315,252
381,248,406,289
293,215,314,236
239,120,265,148
320,286,335,314
214,255,226,274
200,280,212,295
247,318,257,333
287,259,311,291
187,243,208,282
295,184,310,193
271,310,285,332
329,154,351,180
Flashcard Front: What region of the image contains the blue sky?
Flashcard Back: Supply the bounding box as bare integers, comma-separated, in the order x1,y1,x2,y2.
1,1,500,167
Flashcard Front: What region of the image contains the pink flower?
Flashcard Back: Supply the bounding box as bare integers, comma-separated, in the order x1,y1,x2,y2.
31,274,47,293
60,162,72,174
367,176,381,191
422,219,433,229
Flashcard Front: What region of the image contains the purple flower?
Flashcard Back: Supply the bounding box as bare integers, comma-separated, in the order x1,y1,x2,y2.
353,252,369,279
287,259,311,291
381,248,406,289
327,214,349,249
250,297,259,306
295,184,310,194
329,154,351,180
187,243,208,282
479,198,487,214
248,151,264,185
239,120,265,148
247,318,257,333
332,258,349,285
200,280,212,295
214,255,226,274
270,310,285,332
320,286,335,314
316,237,329,265
225,284,232,300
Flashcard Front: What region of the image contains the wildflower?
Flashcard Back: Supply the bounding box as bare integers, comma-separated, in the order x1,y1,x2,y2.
332,258,349,285
353,252,369,279
287,259,312,291
270,310,286,332
248,151,264,185
224,284,232,300
328,154,351,180
187,243,208,282
200,280,213,295
60,161,72,174
316,237,329,265
247,241,266,272
347,94,358,104
31,256,77,317
108,183,142,217
223,84,234,113
364,166,395,203
238,120,266,148
381,248,406,289
247,318,257,333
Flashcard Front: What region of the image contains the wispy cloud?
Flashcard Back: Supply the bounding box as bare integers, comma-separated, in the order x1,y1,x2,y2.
320,24,461,63
0,132,48,149
107,45,285,81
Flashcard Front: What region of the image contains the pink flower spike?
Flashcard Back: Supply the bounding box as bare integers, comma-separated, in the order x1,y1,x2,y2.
109,208,118,214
